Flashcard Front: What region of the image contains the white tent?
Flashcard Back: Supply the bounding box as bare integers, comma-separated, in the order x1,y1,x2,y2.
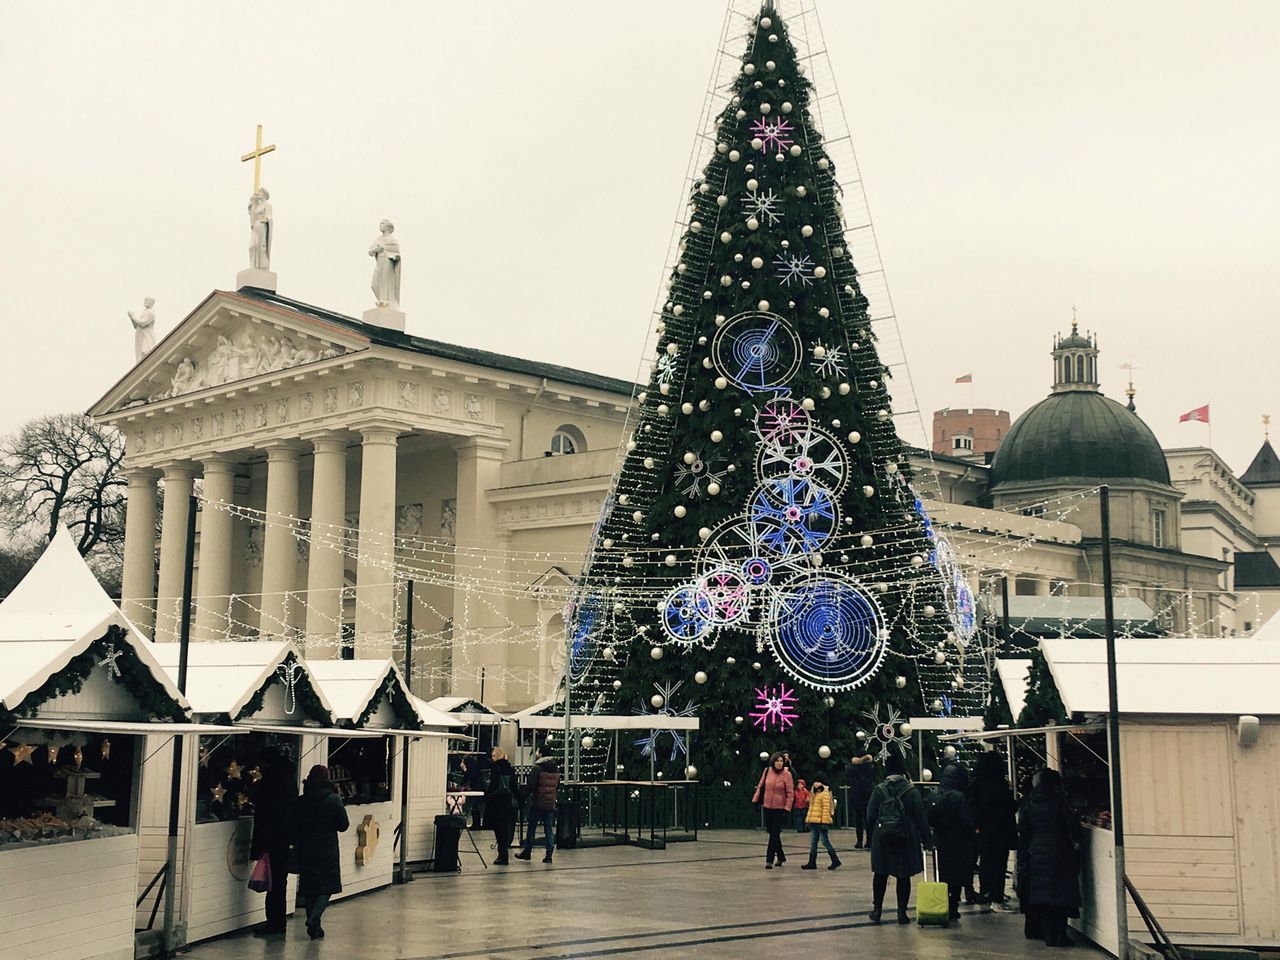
425,695,506,725
996,658,1033,721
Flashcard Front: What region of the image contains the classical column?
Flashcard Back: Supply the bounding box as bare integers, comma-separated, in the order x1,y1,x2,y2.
121,467,161,637
155,463,197,643
259,443,302,639
355,424,399,658
304,432,349,659
194,457,237,641
450,436,510,698
1034,577,1052,597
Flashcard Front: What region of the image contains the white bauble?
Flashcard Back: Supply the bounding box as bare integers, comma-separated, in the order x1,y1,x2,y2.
758,299,770,311
664,554,677,567
931,699,943,712
760,102,772,114
824,695,835,707
900,722,913,737
736,109,746,120
860,534,874,547
796,186,806,197
682,402,694,415
643,457,655,468
715,377,728,390
818,307,830,319
650,646,664,660
603,646,615,660
718,193,729,206
636,392,647,404
751,256,764,269
752,661,762,670
935,651,946,664
856,730,867,741
921,768,933,782
613,680,622,690
801,397,816,411
747,178,759,191
720,230,732,244
734,715,744,724
656,404,669,415
626,441,636,452
744,63,757,75
581,736,594,750
685,765,698,778
813,266,826,279
747,217,760,230
954,676,966,689
781,101,793,113
924,605,936,617
622,556,634,567
698,526,712,540
759,15,772,27
666,341,678,355
659,382,670,396
720,275,732,287
672,304,683,317
759,751,770,761
818,745,832,759
651,694,665,708
717,142,728,153
838,383,851,396
818,157,830,170
699,399,711,410
603,538,615,549
683,451,697,464
863,485,875,497
703,357,713,368
802,224,814,237
729,149,741,162
707,481,721,496
710,430,723,442
765,59,776,70
886,462,899,474
690,221,702,233
895,675,907,689
877,408,890,421
847,429,860,443
789,144,802,157
751,137,763,151
632,510,644,523
694,670,708,684
911,555,925,567
813,344,826,359
674,505,687,519
726,656,737,665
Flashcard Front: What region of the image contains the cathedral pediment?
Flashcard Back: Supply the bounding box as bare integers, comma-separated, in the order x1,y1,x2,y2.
92,290,371,415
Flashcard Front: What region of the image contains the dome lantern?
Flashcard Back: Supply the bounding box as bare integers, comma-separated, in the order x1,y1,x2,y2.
1051,308,1099,394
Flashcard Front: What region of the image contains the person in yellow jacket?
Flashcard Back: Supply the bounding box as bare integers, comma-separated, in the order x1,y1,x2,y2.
801,780,842,870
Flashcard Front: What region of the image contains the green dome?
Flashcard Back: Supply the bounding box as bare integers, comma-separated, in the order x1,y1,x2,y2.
989,391,1171,489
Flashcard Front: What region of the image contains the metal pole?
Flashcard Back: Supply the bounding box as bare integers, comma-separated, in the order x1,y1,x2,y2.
397,581,414,884
562,619,572,781
1000,574,1013,644
162,495,197,957
1100,485,1130,960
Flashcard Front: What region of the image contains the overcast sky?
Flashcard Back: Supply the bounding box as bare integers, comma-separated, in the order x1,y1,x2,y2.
2,1,1277,473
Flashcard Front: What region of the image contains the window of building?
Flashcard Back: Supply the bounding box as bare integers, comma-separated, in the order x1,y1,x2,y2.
1151,509,1167,548
549,424,586,456
1076,355,1085,381
952,435,973,452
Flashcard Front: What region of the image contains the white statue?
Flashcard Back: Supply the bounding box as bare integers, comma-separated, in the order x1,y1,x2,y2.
248,188,273,270
368,219,401,309
128,297,156,362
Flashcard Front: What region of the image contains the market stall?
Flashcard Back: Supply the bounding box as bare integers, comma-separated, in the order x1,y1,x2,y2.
141,640,340,945
0,529,234,960
306,660,462,896
403,694,468,864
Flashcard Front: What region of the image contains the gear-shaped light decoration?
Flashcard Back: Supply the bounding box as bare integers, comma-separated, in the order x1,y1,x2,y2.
756,425,850,497
750,477,839,557
768,572,887,690
699,568,749,626
755,396,811,446
711,312,803,394
660,584,715,644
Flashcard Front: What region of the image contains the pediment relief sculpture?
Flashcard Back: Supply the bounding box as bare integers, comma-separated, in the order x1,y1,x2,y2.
149,324,345,402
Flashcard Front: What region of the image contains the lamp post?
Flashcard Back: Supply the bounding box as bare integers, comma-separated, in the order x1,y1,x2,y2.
1100,485,1129,960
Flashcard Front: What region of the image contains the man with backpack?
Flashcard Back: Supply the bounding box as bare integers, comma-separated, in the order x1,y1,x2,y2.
514,744,561,864
865,752,933,924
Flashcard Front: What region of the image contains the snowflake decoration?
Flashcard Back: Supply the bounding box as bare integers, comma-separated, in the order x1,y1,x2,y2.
811,341,847,379
774,253,815,287
755,397,811,446
742,186,783,226
97,643,123,680
749,683,800,731
674,450,728,498
750,117,795,154
634,681,698,761
861,704,913,761
655,352,678,384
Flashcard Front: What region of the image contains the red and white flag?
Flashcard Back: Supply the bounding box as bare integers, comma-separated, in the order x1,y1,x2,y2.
1179,403,1210,424
955,373,973,384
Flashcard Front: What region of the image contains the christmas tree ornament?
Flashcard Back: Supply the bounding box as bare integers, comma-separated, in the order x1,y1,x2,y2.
818,745,831,759
922,769,933,782
581,736,595,750
685,765,698,778
694,671,708,684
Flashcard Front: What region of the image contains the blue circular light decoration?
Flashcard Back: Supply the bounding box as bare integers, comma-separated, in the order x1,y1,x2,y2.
711,312,802,393
661,584,714,644
768,573,887,691
750,477,838,557
567,592,604,682
742,557,772,585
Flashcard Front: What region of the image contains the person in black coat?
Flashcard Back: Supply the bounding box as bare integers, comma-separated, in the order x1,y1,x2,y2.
296,764,350,941
970,750,1018,904
249,746,296,936
865,752,933,925
846,754,875,848
1017,767,1082,947
482,747,519,865
928,763,977,920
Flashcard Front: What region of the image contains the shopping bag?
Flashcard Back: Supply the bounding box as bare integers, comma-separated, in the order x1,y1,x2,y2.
248,853,273,893
916,849,950,927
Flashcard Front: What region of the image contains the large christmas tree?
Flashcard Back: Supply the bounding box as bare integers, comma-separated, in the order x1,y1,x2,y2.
561,2,984,785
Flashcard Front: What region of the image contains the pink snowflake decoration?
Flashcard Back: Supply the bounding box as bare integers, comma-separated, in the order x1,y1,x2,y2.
756,398,810,446
750,117,795,154
750,684,800,731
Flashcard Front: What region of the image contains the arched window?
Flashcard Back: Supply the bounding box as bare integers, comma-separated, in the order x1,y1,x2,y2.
1061,357,1071,383
550,424,586,456
1076,355,1085,381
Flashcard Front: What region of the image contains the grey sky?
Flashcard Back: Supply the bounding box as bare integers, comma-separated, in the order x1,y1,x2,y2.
2,1,1277,472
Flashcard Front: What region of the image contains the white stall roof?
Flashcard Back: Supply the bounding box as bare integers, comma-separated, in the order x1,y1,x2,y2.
997,659,1034,721
0,528,189,717
518,714,700,731
1041,637,1280,716
426,695,506,724
408,695,467,730
507,696,561,724
149,640,333,721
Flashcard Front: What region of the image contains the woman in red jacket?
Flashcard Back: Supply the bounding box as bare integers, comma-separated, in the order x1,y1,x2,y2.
752,752,795,869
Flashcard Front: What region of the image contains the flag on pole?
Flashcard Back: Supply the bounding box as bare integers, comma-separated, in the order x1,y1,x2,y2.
955,373,973,384
1178,403,1210,424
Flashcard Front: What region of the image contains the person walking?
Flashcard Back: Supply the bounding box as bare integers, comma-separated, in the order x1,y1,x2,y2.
752,752,795,869
865,752,933,924
249,746,296,937
847,753,875,849
515,745,560,864
793,778,811,832
970,751,1018,904
483,747,519,865
801,779,842,870
1017,768,1082,947
928,763,977,921
296,764,350,941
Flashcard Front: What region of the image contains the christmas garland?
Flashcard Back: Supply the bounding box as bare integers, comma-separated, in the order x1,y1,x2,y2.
1,628,186,726
353,673,422,730
234,653,331,723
